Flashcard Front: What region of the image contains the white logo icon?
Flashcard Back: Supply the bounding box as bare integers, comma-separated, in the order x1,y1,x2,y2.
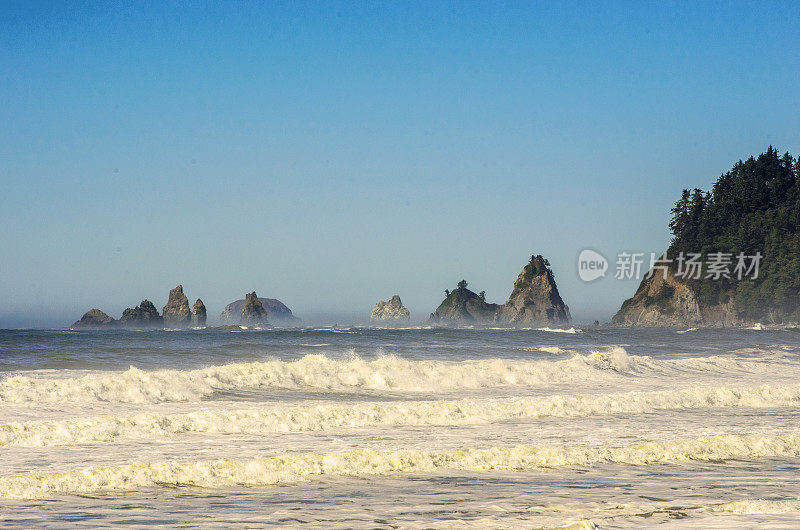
578,249,608,282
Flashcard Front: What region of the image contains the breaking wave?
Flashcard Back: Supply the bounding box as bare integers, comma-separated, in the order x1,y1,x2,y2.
2,383,799,447
1,434,797,499
0,348,793,404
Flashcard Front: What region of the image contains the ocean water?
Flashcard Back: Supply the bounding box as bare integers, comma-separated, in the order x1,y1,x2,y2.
0,327,799,528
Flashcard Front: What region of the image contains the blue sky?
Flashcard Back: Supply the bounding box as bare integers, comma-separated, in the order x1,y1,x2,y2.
1,1,799,326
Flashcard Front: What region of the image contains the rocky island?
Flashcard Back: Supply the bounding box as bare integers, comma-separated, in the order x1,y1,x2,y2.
428,255,571,326
614,147,800,326
220,296,299,326
71,285,205,329
370,295,411,323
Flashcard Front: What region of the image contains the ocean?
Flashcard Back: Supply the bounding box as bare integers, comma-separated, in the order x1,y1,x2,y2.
0,326,798,528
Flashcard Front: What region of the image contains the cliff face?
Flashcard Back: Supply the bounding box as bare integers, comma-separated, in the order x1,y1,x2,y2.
612,269,739,327
428,255,571,327
220,297,299,325
370,295,411,323
162,285,191,326
498,257,571,325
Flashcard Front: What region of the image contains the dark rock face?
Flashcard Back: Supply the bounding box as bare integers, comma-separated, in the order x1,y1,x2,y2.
119,300,163,328
162,285,191,326
428,282,501,325
240,292,268,326
220,297,299,325
497,255,571,325
191,299,207,327
428,255,571,327
370,295,411,323
71,309,115,329
611,270,739,327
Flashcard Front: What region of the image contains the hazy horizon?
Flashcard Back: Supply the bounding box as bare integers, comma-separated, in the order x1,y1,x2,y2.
2,1,799,328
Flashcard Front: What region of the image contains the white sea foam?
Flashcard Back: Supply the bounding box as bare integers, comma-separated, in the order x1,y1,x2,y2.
0,348,793,405
709,499,800,514
0,433,796,499
537,327,580,333
1,384,798,447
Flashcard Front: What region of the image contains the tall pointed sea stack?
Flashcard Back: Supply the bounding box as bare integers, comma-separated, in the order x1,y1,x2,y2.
427,254,571,327
162,285,191,327
191,299,207,327
497,255,571,325
241,291,268,326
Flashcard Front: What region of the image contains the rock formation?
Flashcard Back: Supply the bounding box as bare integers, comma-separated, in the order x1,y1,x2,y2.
428,280,501,325
240,292,269,326
71,309,115,329
370,295,411,323
162,285,191,326
497,255,571,325
428,255,571,327
612,268,738,326
191,299,207,327
119,300,163,328
220,296,299,325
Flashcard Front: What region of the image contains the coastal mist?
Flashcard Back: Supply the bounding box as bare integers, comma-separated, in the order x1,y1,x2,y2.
1,326,799,528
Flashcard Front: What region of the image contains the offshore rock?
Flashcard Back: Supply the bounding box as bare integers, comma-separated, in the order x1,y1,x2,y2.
428,281,501,326
220,297,299,325
71,309,115,329
191,299,207,327
162,285,191,326
240,292,269,326
497,255,571,325
370,295,411,323
119,300,163,328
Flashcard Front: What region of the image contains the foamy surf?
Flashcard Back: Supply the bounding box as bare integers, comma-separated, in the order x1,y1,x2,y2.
1,433,797,499
0,348,793,404
2,383,799,447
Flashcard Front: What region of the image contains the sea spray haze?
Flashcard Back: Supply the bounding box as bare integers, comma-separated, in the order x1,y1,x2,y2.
1,327,800,527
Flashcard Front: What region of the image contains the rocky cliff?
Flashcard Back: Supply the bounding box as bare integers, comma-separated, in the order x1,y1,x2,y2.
191,299,207,327
497,255,571,325
427,255,571,327
240,292,269,326
71,309,115,329
162,285,191,326
119,300,163,328
370,295,411,323
612,268,740,327
220,296,299,325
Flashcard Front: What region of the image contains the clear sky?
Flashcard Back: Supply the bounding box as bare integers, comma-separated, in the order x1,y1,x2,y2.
1,1,799,327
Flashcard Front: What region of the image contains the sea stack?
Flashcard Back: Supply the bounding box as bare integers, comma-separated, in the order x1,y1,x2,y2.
162,285,191,327
497,255,571,325
428,280,501,325
427,254,571,327
240,292,268,326
220,296,300,325
191,299,207,327
71,309,115,329
370,295,411,323
119,300,163,328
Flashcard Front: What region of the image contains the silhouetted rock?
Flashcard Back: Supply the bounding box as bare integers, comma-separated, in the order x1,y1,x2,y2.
240,292,268,326
162,285,191,326
119,300,163,328
427,255,571,327
370,295,411,323
191,299,207,327
220,296,299,325
428,280,501,325
497,255,571,325
71,309,115,329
